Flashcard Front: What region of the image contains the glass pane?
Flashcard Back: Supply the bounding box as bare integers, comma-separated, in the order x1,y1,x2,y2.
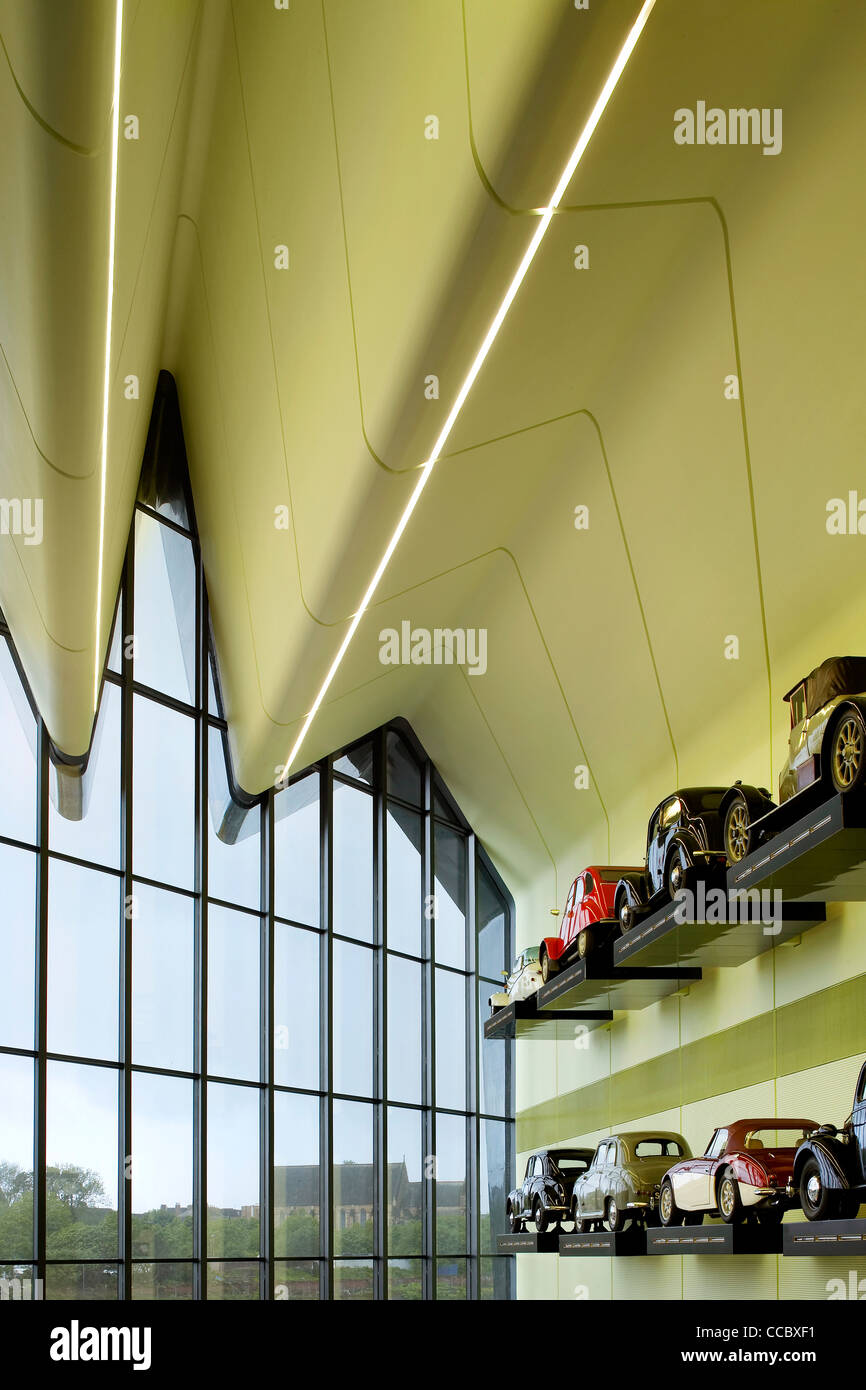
44,1264,119,1300
107,598,122,673
433,777,459,825
206,1262,260,1300
333,1101,373,1257
46,1061,118,1259
387,1107,422,1256
274,923,320,1090
132,695,195,890
334,1259,374,1300
47,860,119,1062
386,730,422,806
274,773,319,927
274,1260,319,1300
49,681,121,868
333,740,373,785
435,1114,466,1254
133,510,196,703
437,1257,466,1299
207,653,220,716
332,940,373,1098
131,1073,193,1259
131,883,194,1072
387,956,421,1105
0,843,36,1049
207,726,260,909
274,1091,319,1258
477,864,507,981
478,981,506,1117
0,637,37,843
480,1255,512,1301
208,905,261,1082
480,1119,510,1252
0,1054,34,1260
0,1265,37,1299
207,1083,259,1258
132,1262,194,1299
388,1259,422,1300
332,781,373,942
434,824,466,969
435,969,467,1111
386,803,422,956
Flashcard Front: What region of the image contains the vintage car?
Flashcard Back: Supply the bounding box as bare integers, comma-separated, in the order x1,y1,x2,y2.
506,1148,594,1233
658,1117,819,1226
790,1058,866,1220
488,946,544,1015
573,1132,691,1232
726,657,866,859
538,865,643,976
613,785,775,932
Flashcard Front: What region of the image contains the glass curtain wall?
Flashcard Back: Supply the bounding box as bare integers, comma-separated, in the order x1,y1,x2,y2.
0,382,515,1301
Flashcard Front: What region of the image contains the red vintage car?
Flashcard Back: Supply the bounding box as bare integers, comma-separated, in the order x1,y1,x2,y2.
658,1117,820,1227
539,865,643,978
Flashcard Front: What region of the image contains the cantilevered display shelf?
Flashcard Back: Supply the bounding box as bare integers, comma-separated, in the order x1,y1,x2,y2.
483,998,613,1042
614,895,825,970
535,955,701,1015
646,1223,782,1255
782,1218,866,1255
729,791,866,902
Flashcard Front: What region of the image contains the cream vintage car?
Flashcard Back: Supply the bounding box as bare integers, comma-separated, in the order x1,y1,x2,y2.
573,1132,692,1232
488,946,545,1015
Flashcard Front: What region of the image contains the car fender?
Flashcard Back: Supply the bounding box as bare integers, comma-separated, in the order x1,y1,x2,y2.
615,873,648,909
794,1135,855,1191
541,935,567,962
727,1154,771,1189
719,783,776,823
667,828,704,870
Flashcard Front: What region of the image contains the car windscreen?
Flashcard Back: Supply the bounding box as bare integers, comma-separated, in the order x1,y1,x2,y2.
633,1139,685,1158
521,947,539,963
550,1158,588,1176
597,870,626,883
742,1127,813,1150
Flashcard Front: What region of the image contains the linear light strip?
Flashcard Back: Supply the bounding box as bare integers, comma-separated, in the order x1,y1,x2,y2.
93,0,124,707
281,0,656,776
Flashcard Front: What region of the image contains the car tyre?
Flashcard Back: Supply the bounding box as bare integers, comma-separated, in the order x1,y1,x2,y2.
658,1179,683,1227
798,1156,839,1221
605,1197,626,1233
616,890,635,935
577,927,593,959
540,947,551,984
666,845,694,902
830,709,866,795
724,792,751,864
508,1206,523,1234
718,1170,743,1224
533,1199,549,1235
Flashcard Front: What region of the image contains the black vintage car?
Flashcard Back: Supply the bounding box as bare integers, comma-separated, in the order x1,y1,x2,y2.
614,784,775,932
506,1148,594,1233
791,1058,866,1220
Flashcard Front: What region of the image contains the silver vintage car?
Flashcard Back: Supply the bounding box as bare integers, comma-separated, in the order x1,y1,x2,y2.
573,1132,692,1232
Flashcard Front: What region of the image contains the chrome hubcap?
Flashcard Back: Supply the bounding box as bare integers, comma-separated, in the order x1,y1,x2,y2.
670,860,683,891
835,719,862,786
806,1173,822,1204
727,803,749,860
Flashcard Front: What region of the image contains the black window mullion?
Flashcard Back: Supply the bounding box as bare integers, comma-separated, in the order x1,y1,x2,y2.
262,795,274,1300
422,755,435,1300
374,728,386,1298
119,515,135,1300
33,717,49,1295
321,764,333,1300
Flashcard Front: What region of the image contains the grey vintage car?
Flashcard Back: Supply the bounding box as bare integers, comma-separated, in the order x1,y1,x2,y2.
573,1132,692,1232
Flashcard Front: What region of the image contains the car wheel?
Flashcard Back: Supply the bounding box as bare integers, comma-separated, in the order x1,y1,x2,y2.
605,1197,625,1233
831,710,866,794
508,1205,523,1234
718,1171,743,1224
724,792,751,863
616,891,635,934
540,947,551,984
533,1199,549,1235
666,845,693,901
658,1179,683,1227
798,1156,838,1221
577,927,593,959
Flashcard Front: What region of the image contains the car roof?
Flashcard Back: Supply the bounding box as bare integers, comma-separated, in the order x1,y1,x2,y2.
649,788,729,816
602,1131,687,1145
721,1118,819,1138
781,656,866,716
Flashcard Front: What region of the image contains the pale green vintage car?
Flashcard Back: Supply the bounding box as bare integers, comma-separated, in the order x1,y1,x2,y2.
573,1132,692,1232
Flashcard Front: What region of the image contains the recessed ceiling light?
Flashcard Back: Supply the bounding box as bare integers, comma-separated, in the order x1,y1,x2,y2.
281,0,656,778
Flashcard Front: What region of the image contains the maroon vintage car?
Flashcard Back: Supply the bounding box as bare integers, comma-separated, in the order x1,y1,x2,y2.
658,1117,819,1226
539,865,643,976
